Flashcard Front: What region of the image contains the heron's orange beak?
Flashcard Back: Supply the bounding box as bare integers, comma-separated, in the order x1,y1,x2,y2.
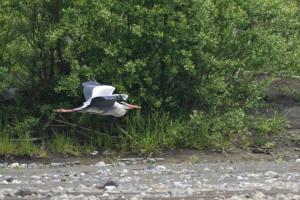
128,104,141,109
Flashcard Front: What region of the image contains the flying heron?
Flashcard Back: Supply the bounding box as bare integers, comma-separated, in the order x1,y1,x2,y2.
53,77,141,117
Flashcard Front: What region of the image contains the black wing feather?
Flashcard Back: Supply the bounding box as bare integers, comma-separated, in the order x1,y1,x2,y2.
87,97,117,110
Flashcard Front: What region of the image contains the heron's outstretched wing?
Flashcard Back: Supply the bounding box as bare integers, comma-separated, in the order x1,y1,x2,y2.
82,77,115,101
73,94,128,111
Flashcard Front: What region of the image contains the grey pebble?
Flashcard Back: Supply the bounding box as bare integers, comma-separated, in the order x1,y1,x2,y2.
30,175,40,180
51,163,66,167
156,165,166,170
44,193,52,197
4,190,14,197
7,163,19,168
15,188,36,197
6,177,14,182
96,170,103,174
95,161,106,167
105,186,117,191
28,163,38,168
186,187,193,196
103,180,118,188
147,165,156,170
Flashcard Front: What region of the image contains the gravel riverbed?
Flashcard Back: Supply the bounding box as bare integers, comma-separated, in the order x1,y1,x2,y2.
1,159,300,200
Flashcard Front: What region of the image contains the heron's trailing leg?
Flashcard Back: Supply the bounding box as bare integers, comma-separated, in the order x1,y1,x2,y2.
53,109,78,113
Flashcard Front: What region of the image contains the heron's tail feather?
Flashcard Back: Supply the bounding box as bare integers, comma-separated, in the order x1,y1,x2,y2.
53,109,78,113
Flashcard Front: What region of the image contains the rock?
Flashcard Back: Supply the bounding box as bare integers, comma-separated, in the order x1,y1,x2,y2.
91,151,98,155
95,161,106,167
204,167,210,171
6,177,14,182
15,188,36,197
186,187,193,196
140,192,146,197
102,193,109,197
57,186,64,191
51,163,66,167
72,161,80,165
156,165,166,170
103,180,118,188
296,159,300,163
265,178,277,184
1,181,8,184
221,183,228,189
28,163,38,168
19,164,27,168
265,171,277,177
4,190,14,197
96,170,103,174
8,163,19,168
167,191,173,196
74,194,85,199
2,162,8,167
30,175,40,180
104,186,117,191
77,184,87,189
125,161,132,165
60,194,68,198
275,193,287,199
95,184,103,189
237,176,248,180
173,181,181,187
286,173,295,180
252,191,265,198
44,193,52,197
123,169,128,173
147,165,156,170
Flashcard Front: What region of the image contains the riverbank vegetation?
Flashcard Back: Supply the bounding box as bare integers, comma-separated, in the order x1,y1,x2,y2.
0,0,300,157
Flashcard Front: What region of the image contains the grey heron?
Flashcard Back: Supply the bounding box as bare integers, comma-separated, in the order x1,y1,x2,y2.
53,78,141,117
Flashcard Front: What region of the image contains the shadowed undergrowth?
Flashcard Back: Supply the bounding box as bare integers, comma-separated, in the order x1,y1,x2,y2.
0,98,290,157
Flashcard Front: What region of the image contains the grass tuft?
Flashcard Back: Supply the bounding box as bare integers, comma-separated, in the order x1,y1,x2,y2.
117,110,178,154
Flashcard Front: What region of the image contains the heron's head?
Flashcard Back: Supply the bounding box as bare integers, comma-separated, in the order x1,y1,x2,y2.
119,102,141,109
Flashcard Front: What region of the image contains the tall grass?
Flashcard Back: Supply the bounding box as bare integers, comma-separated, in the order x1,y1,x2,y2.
0,136,17,155
48,130,78,155
117,110,179,154
0,111,17,155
